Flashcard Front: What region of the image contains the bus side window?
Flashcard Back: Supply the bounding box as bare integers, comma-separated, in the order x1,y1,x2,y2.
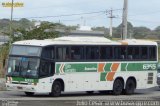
42,47,55,59
141,47,148,59
100,46,113,60
71,46,84,60
56,47,70,60
86,47,99,60
149,46,156,60
120,46,127,59
127,47,133,60
114,46,120,60
133,47,140,59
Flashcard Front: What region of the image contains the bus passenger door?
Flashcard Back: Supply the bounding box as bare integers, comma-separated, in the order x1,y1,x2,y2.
39,60,55,92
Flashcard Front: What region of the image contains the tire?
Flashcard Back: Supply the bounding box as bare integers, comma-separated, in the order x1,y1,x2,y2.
124,79,136,95
50,81,62,97
25,92,34,96
113,79,123,95
86,91,94,94
99,90,109,94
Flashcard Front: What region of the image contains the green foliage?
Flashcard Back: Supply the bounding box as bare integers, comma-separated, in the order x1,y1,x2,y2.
13,22,59,42
0,43,9,77
0,21,60,77
0,18,34,35
133,27,151,39
113,22,133,38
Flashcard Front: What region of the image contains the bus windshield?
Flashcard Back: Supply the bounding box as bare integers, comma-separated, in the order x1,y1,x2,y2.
7,57,40,78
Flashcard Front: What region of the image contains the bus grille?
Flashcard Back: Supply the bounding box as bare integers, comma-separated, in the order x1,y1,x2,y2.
147,73,153,84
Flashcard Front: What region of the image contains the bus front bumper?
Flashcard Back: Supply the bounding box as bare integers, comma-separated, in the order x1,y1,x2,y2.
6,83,38,93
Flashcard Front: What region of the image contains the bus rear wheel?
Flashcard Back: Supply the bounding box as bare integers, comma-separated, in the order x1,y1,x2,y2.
25,92,34,96
124,79,136,95
86,91,94,94
113,79,123,95
50,81,62,97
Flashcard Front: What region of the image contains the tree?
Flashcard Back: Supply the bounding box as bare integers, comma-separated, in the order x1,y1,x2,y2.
113,22,133,38
0,22,60,76
152,26,160,38
13,22,59,42
132,27,151,39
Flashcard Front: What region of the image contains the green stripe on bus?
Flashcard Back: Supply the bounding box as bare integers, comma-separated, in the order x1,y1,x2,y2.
56,62,157,74
56,63,97,73
12,77,38,83
100,72,107,81
104,63,112,72
121,63,127,71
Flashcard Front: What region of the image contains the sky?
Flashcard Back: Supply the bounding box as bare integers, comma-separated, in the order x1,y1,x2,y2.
0,0,160,29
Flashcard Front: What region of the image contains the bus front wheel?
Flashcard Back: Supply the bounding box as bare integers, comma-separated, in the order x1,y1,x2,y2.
113,79,123,95
25,92,34,96
50,81,62,97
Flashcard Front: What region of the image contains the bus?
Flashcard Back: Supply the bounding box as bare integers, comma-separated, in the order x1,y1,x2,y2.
6,36,158,96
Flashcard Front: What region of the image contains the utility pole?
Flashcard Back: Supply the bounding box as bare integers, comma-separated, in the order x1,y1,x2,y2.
9,0,14,47
122,0,128,40
108,8,116,37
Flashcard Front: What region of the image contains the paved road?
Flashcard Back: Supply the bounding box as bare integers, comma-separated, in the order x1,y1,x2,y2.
0,87,160,106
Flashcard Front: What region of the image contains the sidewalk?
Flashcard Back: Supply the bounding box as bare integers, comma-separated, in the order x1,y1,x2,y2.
0,78,6,91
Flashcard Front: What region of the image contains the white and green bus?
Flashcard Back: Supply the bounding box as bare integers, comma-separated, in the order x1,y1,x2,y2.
6,36,158,96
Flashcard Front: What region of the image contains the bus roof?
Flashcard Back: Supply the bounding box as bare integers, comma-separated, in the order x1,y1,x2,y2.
13,36,157,46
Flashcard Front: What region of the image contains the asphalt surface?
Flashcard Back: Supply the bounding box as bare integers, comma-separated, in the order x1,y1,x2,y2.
0,87,160,106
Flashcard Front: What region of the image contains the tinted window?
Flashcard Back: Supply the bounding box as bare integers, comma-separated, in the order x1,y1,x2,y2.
114,46,121,59
100,46,113,59
39,60,54,77
141,47,148,59
113,46,127,60
71,46,84,60
119,46,127,59
127,46,134,59
42,46,55,59
133,47,140,59
86,47,99,60
149,46,156,60
56,47,70,60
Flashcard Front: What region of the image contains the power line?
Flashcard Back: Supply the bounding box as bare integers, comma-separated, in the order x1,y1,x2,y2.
13,11,106,19
13,9,122,19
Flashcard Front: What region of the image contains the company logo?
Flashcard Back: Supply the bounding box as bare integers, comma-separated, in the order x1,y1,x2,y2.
85,67,97,71
25,79,34,83
2,2,24,7
143,64,156,70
